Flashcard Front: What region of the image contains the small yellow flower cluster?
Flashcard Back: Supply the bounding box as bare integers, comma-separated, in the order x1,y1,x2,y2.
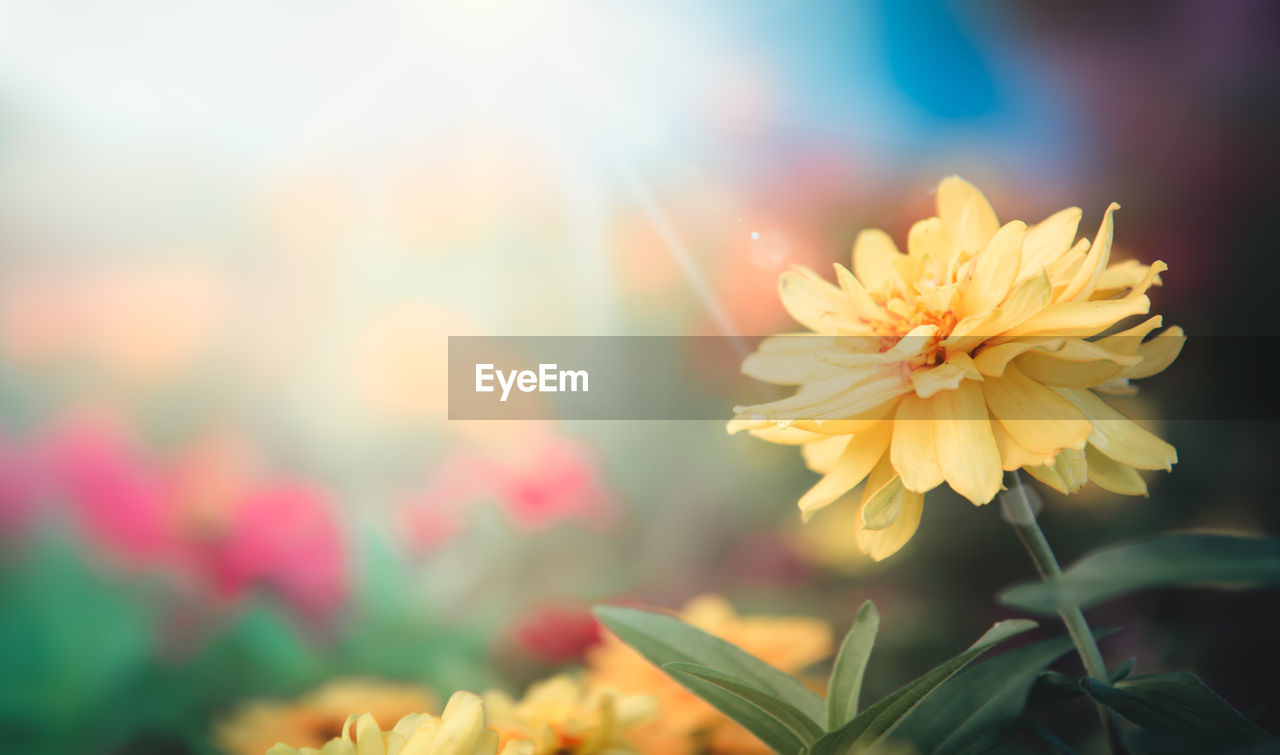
484,675,657,753
217,678,440,755
265,691,522,755
232,676,654,755
223,598,832,754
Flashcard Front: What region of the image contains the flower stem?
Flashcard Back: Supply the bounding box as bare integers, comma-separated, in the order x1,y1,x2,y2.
1000,470,1123,754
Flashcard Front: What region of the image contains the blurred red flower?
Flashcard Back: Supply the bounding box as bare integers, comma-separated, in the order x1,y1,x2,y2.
511,605,601,665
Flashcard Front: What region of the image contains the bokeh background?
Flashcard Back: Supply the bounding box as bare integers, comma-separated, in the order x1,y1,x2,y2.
2,0,1279,752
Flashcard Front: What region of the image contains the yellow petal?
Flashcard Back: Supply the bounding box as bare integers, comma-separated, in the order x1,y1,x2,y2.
1012,338,1140,389
430,693,486,755
1085,444,1148,496
982,362,1092,453
855,456,924,561
1092,377,1138,396
734,366,893,419
798,421,892,519
400,719,440,755
998,295,1149,339
853,228,910,292
796,374,914,422
1097,315,1164,354
911,352,982,398
1051,447,1088,493
1013,354,1125,389
990,419,1057,470
1093,259,1162,298
1045,238,1090,295
834,263,891,321
1001,262,1165,338
741,335,855,385
749,424,831,446
907,216,954,269
741,353,845,385
1024,462,1068,494
891,394,945,492
958,220,1025,319
945,272,1052,352
973,339,1058,377
1121,326,1185,379
467,731,500,755
801,435,851,474
937,176,1000,254
860,474,905,530
778,268,859,335
727,417,772,434
1036,338,1143,365
1054,388,1178,471
1019,206,1082,281
933,379,1002,505
790,401,900,435
820,325,939,367
1060,203,1119,301
858,490,922,561
355,715,386,755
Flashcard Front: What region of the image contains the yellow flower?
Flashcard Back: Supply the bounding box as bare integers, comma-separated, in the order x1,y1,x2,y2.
587,595,832,754
265,690,534,755
483,674,656,753
216,678,440,755
731,176,1184,560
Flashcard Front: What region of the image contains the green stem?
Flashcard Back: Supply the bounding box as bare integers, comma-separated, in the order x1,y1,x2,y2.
1000,470,1123,754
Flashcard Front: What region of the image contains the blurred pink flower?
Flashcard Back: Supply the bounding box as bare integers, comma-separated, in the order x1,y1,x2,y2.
7,414,348,622
400,432,620,553
46,416,174,565
494,435,620,533
207,484,347,621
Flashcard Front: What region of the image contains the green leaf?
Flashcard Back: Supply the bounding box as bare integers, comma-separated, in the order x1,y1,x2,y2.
810,619,1037,754
664,662,823,750
999,533,1280,615
827,601,880,729
1082,673,1277,749
1109,657,1136,683
1027,637,1126,708
593,605,827,726
1031,670,1086,706
891,633,1079,754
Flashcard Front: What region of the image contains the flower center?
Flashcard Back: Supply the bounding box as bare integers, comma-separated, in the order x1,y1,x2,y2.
868,294,958,368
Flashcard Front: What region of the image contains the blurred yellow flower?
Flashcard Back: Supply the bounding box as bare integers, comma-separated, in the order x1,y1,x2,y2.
731,177,1184,560
483,674,656,754
785,493,873,575
265,691,533,755
216,678,441,755
587,595,832,754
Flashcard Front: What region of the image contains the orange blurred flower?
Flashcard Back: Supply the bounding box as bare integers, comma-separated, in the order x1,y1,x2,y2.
216,678,439,755
586,595,832,754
